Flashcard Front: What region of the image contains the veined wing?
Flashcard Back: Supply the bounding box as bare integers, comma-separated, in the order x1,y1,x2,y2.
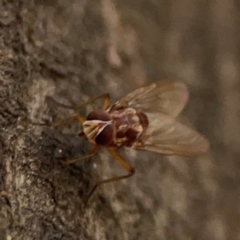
110,80,189,118
132,112,209,156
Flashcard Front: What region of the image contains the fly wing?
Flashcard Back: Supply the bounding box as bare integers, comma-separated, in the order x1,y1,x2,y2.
132,112,209,156
110,80,189,118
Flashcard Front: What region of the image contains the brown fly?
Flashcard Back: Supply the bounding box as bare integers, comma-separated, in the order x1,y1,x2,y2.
40,80,209,204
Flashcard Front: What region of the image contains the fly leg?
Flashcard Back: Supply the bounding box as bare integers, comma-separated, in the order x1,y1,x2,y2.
99,93,110,110
73,93,110,112
46,93,110,112
28,91,111,129
84,148,135,206
63,144,99,165
29,93,110,127
29,113,85,127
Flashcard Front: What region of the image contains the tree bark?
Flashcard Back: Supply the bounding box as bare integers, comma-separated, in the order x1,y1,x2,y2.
0,0,240,239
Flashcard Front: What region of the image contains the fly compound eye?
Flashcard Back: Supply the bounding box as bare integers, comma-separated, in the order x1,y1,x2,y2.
95,124,114,145
87,109,112,121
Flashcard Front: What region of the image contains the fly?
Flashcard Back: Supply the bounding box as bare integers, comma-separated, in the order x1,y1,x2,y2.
38,80,210,205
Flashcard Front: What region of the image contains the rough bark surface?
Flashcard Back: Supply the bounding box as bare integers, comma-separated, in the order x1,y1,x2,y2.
0,0,239,239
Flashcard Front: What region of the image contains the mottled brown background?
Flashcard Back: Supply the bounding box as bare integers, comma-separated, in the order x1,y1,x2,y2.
0,0,239,239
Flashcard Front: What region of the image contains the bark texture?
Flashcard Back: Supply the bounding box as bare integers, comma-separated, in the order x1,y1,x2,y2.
0,0,240,239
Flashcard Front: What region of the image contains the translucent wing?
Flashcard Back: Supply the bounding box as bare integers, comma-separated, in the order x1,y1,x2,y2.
110,80,189,118
132,112,209,156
